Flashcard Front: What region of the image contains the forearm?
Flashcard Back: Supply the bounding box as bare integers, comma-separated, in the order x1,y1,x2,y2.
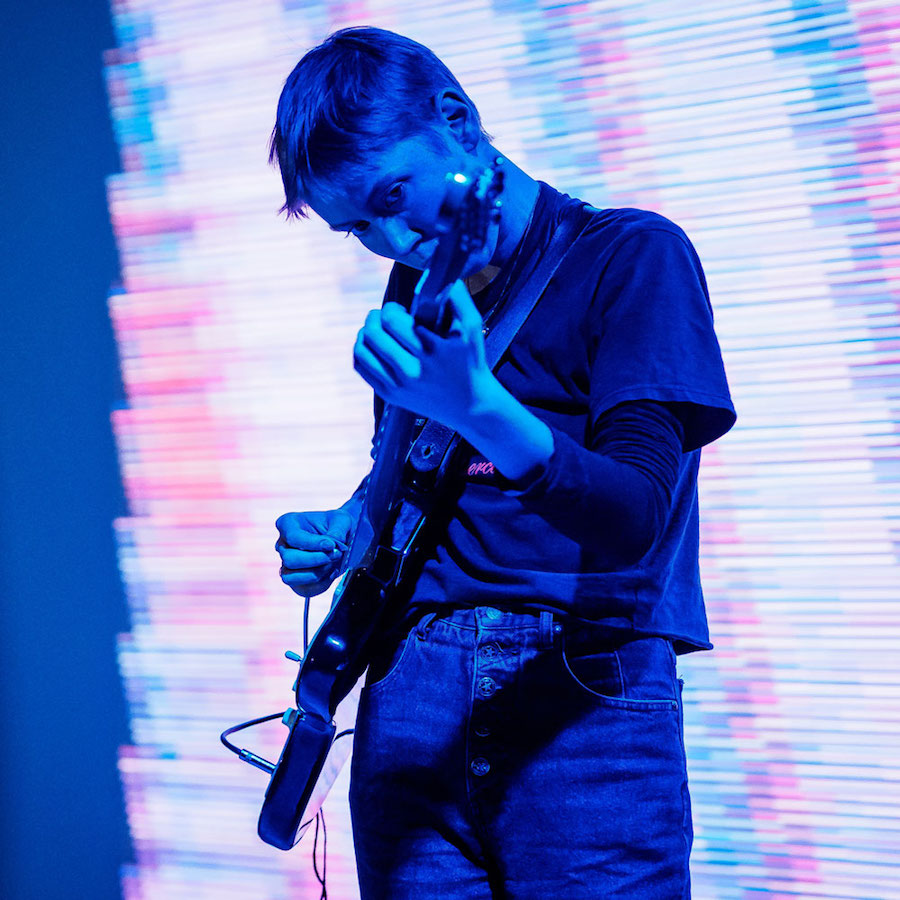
457,383,683,569
456,375,555,482
504,424,664,567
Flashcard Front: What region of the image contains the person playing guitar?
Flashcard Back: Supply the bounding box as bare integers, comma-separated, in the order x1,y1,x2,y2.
268,25,736,900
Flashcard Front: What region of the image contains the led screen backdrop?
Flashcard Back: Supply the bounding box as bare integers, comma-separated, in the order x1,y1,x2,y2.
103,0,900,897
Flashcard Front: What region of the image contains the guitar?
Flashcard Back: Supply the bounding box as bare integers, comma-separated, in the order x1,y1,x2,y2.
249,158,505,851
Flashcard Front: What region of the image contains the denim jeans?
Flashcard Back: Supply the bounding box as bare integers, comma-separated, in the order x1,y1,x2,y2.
349,606,692,899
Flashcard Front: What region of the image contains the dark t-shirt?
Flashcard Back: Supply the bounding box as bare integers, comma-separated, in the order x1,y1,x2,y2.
378,180,737,654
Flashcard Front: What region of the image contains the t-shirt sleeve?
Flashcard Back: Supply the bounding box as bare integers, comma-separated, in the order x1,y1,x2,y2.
588,226,736,452
502,399,688,567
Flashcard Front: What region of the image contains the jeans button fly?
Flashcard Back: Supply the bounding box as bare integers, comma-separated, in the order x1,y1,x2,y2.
470,757,491,776
478,676,497,697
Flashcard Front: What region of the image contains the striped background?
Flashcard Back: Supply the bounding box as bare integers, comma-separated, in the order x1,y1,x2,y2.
103,1,900,897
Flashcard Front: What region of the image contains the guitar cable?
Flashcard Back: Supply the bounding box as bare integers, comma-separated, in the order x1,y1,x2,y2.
303,592,357,899
313,807,328,899
220,593,356,756
219,574,355,898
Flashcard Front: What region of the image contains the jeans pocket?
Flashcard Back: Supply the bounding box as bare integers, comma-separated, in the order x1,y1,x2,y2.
363,629,416,696
561,639,622,695
560,633,679,712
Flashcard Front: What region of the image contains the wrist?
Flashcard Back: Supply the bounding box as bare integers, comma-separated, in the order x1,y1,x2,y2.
458,375,554,482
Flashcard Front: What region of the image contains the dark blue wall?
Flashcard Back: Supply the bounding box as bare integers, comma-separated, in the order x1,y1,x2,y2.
0,1,133,897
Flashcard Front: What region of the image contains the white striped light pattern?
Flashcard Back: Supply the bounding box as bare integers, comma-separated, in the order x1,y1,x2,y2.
104,1,900,898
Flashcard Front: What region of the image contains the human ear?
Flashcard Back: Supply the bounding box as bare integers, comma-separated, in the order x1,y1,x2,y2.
434,88,479,151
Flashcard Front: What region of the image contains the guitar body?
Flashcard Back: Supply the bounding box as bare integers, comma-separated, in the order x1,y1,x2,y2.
257,160,505,850
257,708,335,850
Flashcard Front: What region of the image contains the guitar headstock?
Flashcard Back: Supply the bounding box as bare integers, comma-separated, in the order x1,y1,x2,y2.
411,156,505,333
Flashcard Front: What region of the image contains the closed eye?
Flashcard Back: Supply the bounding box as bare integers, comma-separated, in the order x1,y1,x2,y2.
344,222,369,238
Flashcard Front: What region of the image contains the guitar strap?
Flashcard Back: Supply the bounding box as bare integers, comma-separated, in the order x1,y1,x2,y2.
406,202,595,481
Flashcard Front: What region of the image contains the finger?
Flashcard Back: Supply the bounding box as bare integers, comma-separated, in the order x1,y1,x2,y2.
353,338,395,396
275,521,337,553
446,279,484,338
361,321,422,379
381,302,424,354
414,324,439,355
277,546,333,569
280,567,330,588
324,508,354,544
358,328,421,385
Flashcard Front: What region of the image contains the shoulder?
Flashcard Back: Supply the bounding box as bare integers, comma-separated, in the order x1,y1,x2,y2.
539,181,689,249
579,206,695,257
572,207,707,301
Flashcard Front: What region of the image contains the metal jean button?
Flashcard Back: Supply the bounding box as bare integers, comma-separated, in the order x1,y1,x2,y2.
478,676,497,697
470,757,491,776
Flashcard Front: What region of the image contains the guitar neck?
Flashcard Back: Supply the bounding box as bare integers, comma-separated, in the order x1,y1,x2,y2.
343,402,418,574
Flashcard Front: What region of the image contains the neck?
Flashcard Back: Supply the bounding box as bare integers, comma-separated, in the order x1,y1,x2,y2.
485,148,540,269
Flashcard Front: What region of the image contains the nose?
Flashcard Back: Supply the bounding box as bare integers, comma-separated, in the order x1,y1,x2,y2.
377,217,420,259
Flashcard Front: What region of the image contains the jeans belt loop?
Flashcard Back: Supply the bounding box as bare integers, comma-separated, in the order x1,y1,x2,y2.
539,610,554,649
415,611,438,640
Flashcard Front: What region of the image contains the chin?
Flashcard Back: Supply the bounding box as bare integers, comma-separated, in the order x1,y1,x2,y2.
401,239,438,271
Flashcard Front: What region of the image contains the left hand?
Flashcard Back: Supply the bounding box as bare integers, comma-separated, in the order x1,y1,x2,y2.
353,278,495,432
